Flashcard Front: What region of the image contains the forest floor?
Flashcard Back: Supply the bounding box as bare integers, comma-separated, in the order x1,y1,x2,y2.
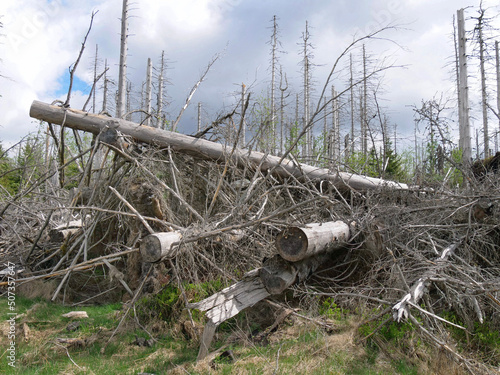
0,293,472,375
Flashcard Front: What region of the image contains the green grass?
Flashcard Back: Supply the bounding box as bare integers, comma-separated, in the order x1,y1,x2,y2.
0,295,479,374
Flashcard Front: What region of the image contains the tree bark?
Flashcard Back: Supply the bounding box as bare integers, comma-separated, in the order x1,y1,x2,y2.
275,221,350,262
29,100,409,191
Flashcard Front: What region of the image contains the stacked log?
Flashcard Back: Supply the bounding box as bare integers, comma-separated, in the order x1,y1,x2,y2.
188,220,352,360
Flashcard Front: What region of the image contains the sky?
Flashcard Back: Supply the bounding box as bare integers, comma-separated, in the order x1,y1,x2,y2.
0,0,499,153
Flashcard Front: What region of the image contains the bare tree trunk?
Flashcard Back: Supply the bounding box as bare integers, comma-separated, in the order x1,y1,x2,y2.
477,8,489,157
331,85,340,165
275,221,350,262
476,128,480,160
240,83,246,146
140,232,182,262
116,0,129,118
30,100,410,192
323,96,328,157
496,40,500,150
362,44,368,157
279,68,288,155
102,59,108,113
350,53,355,156
197,102,202,133
270,15,278,154
157,51,165,128
302,21,311,160
144,57,153,126
92,45,98,114
125,81,131,121
457,9,472,163
294,93,299,153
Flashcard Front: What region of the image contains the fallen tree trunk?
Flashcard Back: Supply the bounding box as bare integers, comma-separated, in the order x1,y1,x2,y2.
276,221,350,262
30,101,409,192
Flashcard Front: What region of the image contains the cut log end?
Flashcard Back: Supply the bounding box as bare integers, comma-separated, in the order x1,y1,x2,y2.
140,232,181,263
275,227,307,261
259,255,296,295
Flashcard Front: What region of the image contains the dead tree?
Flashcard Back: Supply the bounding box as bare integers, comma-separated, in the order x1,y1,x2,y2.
268,15,280,154
456,9,472,163
144,57,153,126
116,0,129,118
301,21,313,160
474,5,490,156
30,100,410,192
156,51,166,129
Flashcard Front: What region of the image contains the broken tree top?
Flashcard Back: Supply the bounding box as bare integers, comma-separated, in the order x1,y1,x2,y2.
29,100,409,191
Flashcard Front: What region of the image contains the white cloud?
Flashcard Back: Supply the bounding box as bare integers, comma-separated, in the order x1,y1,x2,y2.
1,0,499,153
0,0,98,145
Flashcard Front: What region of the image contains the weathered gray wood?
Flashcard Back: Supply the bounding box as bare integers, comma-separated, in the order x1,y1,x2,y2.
187,269,270,324
188,269,270,361
276,221,350,262
139,232,182,263
392,242,461,322
29,101,409,192
197,319,218,361
189,250,339,358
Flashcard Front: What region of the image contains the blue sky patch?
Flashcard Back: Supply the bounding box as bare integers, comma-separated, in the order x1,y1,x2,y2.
55,73,91,98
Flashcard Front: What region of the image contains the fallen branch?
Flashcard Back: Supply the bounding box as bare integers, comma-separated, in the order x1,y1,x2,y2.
392,240,462,322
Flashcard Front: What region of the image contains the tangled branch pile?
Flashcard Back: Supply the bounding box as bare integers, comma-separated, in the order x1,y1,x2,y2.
1,113,499,374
